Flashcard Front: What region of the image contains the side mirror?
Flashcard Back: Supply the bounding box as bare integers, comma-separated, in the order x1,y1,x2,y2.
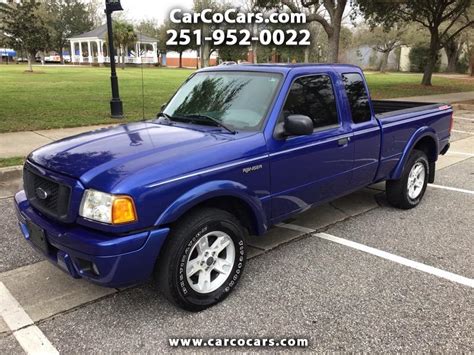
160,103,167,112
284,115,313,136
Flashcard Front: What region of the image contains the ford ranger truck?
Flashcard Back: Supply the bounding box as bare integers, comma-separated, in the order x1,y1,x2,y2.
15,64,453,311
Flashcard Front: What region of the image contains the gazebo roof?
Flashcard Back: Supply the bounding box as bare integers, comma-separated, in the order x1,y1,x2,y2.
69,24,158,43
70,24,108,40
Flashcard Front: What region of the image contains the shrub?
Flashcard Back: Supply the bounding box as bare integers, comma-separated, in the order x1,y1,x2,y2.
409,45,441,73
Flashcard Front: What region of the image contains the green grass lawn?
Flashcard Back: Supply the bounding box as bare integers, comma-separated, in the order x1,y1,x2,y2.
0,65,194,133
365,72,473,99
0,65,472,133
0,156,24,168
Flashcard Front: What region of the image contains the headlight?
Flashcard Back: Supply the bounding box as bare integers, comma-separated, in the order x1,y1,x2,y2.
79,189,137,225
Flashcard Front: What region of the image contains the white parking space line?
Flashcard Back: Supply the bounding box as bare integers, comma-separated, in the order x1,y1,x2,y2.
428,184,474,195
452,129,473,135
448,151,474,157
0,282,58,355
454,116,474,122
279,224,474,289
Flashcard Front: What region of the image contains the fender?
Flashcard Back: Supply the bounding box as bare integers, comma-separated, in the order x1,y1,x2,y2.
390,127,438,180
154,180,268,235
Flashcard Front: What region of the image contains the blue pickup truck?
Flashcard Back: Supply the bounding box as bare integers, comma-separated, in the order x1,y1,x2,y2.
15,64,453,311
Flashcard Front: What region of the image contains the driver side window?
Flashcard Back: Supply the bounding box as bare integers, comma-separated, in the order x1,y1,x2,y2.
282,75,339,131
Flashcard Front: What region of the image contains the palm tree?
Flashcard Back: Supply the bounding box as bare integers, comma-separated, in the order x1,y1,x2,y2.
108,20,137,69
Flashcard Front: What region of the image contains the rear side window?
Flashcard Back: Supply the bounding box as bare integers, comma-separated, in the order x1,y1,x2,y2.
283,75,339,130
342,73,372,123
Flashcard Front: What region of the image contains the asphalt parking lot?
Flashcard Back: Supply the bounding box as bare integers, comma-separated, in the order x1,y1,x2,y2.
0,115,473,353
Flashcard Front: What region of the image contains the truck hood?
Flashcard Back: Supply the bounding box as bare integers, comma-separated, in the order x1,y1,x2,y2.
29,122,242,183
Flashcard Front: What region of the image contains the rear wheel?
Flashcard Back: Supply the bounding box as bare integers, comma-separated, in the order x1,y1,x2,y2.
386,150,429,209
155,208,247,312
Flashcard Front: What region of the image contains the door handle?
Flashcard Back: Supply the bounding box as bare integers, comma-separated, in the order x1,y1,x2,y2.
337,137,351,146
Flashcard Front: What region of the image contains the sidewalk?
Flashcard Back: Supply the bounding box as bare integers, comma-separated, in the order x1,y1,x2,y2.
0,124,114,159
0,91,473,160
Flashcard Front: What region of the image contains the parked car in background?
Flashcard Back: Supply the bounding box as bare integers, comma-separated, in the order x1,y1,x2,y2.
219,61,237,66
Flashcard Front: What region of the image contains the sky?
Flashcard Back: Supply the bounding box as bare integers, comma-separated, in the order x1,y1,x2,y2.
118,0,196,25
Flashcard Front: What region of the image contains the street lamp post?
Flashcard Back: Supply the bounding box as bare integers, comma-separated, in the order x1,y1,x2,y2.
105,0,123,118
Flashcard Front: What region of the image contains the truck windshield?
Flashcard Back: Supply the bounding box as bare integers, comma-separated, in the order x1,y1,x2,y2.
163,71,282,131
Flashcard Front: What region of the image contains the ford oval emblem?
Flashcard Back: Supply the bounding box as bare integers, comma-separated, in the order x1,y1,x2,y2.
36,187,49,200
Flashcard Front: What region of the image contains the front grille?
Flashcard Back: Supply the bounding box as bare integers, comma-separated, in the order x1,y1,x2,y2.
24,167,72,221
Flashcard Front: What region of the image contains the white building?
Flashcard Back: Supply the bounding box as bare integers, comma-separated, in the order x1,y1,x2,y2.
68,24,158,65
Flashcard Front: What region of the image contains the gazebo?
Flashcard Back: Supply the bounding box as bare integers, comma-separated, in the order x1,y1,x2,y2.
68,24,158,65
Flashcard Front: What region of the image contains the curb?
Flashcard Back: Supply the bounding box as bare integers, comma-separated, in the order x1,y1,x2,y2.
0,166,23,184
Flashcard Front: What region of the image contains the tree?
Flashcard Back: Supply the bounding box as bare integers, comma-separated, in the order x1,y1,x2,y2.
258,0,348,63
193,0,220,68
355,25,405,73
159,19,197,68
215,39,249,62
242,0,267,63
409,45,441,73
107,20,137,69
441,7,474,73
444,35,464,72
0,0,50,71
466,27,474,75
136,19,160,39
85,0,103,27
356,0,474,85
212,3,265,64
44,0,93,64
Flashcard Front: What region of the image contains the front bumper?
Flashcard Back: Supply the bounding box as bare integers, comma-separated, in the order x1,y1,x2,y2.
14,191,170,288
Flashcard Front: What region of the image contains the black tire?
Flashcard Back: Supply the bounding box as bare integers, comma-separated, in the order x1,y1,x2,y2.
155,208,247,312
386,149,430,210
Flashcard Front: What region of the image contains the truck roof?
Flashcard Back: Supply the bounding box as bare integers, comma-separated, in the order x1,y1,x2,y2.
199,63,363,74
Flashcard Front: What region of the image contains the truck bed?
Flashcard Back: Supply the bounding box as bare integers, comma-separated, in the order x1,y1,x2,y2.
372,100,443,119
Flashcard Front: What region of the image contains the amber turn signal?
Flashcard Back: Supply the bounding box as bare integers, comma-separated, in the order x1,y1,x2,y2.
112,196,137,224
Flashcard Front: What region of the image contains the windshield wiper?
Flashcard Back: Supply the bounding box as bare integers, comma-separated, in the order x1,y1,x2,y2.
180,114,237,134
157,112,173,121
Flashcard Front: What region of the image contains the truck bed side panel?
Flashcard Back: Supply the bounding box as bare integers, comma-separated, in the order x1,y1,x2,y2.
375,107,452,181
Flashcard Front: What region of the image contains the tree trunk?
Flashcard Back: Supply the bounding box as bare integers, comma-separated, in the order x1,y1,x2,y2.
327,26,340,63
444,37,460,73
179,51,183,68
421,32,439,86
304,47,310,63
422,56,436,86
200,23,211,68
252,43,258,64
446,52,457,73
59,48,64,65
379,51,390,73
252,23,258,64
121,47,125,70
27,54,34,72
470,52,474,76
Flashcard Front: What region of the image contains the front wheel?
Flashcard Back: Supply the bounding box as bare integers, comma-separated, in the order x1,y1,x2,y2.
386,149,429,209
155,208,247,312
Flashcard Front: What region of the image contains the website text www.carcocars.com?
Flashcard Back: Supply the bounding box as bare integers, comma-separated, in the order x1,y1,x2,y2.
168,337,309,348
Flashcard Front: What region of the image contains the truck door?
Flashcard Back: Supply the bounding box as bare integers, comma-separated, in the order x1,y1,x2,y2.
269,73,354,221
341,73,381,188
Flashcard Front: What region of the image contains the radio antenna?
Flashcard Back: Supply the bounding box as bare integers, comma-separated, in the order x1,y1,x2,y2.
139,32,146,120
